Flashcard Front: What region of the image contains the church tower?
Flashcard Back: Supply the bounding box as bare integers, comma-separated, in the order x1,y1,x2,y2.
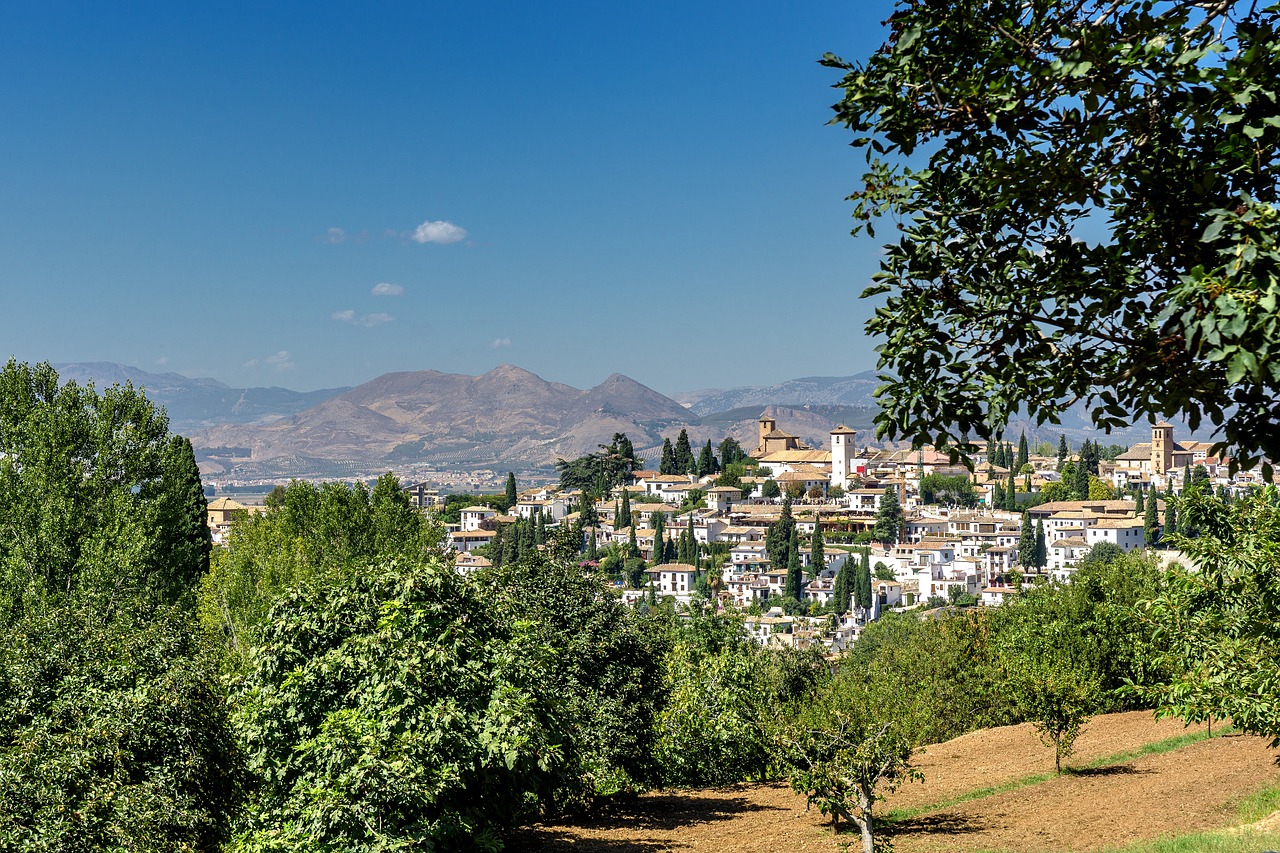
758,414,777,453
1151,422,1174,475
830,425,857,489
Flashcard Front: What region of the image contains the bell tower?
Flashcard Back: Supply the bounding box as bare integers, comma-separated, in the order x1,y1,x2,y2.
1151,422,1174,475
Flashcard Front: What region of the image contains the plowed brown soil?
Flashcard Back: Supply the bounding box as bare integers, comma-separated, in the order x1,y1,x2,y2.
511,711,1280,853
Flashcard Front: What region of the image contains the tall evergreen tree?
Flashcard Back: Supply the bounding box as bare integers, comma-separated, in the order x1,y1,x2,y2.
659,439,676,475
1164,498,1177,545
1006,467,1018,510
627,524,639,559
1057,434,1069,471
587,531,598,561
810,526,825,574
786,529,803,602
696,441,718,477
651,512,666,563
1018,511,1037,569
534,510,545,546
833,560,851,614
618,490,632,530
502,523,519,565
873,488,903,544
1135,487,1145,514
1034,519,1047,570
718,437,745,468
1145,493,1161,546
674,429,695,474
504,472,517,510
578,492,598,528
152,435,213,595
855,549,873,610
491,525,505,567
1182,462,1192,494
1016,431,1029,471
1072,458,1090,501
993,479,1006,509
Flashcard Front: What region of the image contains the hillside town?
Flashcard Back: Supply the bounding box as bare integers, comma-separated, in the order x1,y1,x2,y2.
208,415,1262,654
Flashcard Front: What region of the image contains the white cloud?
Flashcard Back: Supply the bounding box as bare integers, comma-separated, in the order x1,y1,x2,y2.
266,350,296,370
371,282,404,297
155,356,169,366
491,337,511,348
244,350,296,371
323,227,348,244
333,309,394,328
412,219,467,244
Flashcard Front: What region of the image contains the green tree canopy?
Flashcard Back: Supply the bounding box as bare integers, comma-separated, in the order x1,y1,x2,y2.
825,1,1280,471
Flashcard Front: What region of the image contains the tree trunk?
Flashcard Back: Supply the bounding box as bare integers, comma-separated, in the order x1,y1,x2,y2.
857,784,876,853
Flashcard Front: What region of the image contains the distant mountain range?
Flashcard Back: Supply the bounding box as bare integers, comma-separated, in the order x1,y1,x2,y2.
189,366,888,480
675,372,884,415
54,363,348,432
50,362,1216,481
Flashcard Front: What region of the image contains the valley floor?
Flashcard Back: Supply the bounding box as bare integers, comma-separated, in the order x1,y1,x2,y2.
512,711,1280,852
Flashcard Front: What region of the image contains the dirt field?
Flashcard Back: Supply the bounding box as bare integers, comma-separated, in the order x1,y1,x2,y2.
511,711,1280,853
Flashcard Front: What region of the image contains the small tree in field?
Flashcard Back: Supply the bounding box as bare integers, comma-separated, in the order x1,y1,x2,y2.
777,674,919,853
1009,654,1101,773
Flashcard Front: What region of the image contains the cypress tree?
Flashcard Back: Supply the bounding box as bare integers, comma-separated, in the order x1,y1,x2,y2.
1018,510,1036,569
1182,462,1192,494
1072,458,1090,500
628,524,639,559
1006,467,1018,509
1135,487,1145,513
520,517,536,556
993,479,1006,508
491,525,505,567
873,487,902,543
652,512,666,563
674,429,695,474
1016,431,1029,471
1035,519,1047,569
660,438,676,475
1145,493,1161,546
1164,497,1177,544
786,534,803,601
697,441,718,477
1057,434,1069,470
833,560,851,614
153,435,212,594
587,531,598,560
502,523,519,565
619,490,632,530
504,472,517,510
855,549,873,610
535,510,545,546
810,525,825,573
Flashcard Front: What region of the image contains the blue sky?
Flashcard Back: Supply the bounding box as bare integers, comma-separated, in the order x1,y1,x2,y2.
0,1,899,394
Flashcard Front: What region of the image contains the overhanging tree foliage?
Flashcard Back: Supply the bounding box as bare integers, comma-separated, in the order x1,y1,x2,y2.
825,1,1280,470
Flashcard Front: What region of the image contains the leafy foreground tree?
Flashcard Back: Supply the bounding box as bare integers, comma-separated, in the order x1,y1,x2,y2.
825,1,1280,469
471,532,667,805
233,558,564,853
1144,488,1280,742
200,475,443,672
0,361,239,851
0,600,243,853
777,672,919,853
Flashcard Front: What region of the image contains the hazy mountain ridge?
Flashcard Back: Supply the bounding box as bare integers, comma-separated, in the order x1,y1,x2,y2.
54,362,349,432
192,365,706,478
55,362,1220,481
678,372,884,416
